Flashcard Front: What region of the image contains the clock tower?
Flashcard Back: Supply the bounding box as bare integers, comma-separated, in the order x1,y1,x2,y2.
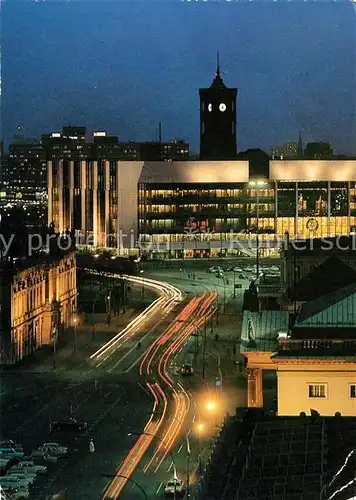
199,53,237,160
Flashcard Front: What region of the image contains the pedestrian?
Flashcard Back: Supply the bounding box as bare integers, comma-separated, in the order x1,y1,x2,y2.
89,438,95,453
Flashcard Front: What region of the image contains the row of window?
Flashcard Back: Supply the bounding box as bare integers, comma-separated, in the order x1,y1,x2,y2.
309,384,356,399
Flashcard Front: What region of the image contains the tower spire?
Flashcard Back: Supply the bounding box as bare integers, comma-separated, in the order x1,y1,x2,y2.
216,50,220,75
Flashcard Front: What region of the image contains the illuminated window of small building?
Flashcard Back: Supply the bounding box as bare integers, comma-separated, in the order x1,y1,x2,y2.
308,384,327,398
350,385,356,398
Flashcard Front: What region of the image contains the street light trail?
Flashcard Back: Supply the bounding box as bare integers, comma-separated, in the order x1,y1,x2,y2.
103,384,168,499
90,274,183,363
152,295,217,473
143,293,217,476
99,270,218,499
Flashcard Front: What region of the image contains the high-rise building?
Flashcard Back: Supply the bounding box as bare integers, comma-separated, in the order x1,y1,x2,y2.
199,53,237,160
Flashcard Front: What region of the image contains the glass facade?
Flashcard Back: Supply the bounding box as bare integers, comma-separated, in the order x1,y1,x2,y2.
138,180,356,257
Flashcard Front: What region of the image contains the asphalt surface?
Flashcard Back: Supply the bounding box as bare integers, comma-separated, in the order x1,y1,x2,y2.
1,261,279,500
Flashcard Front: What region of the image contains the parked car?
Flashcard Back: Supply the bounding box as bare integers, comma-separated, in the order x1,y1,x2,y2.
42,443,68,455
2,486,30,499
216,270,224,278
29,451,58,464
0,475,30,490
0,449,24,460
13,461,47,475
7,470,36,485
0,441,23,453
208,266,217,273
233,267,243,273
52,417,87,432
164,478,185,497
36,445,67,458
179,364,193,376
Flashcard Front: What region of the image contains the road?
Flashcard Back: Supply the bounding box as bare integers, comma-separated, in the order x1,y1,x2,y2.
1,263,256,499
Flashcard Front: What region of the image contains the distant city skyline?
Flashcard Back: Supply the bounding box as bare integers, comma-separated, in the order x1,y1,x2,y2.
2,0,355,155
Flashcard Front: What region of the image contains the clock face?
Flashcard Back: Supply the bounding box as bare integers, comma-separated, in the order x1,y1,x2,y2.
208,103,212,112
219,103,227,112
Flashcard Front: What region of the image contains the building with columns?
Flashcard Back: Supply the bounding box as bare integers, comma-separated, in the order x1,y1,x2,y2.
0,250,77,365
47,158,356,258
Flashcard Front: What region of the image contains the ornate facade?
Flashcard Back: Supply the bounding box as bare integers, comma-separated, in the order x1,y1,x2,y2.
0,251,77,364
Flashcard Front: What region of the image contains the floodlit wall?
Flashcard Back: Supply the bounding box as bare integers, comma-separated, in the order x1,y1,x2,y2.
277,363,356,416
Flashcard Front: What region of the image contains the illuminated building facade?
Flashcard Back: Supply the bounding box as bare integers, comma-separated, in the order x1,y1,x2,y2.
48,158,356,257
0,251,77,365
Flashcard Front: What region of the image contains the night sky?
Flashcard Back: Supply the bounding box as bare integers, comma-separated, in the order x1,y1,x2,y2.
2,0,355,155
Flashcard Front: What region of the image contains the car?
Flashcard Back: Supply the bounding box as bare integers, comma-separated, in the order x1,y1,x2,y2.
179,364,193,376
14,461,47,475
164,478,185,497
223,265,233,272
0,475,30,490
0,449,24,460
244,266,254,273
2,486,30,499
208,266,217,273
216,270,224,278
7,470,36,485
52,417,87,432
42,443,68,454
36,447,64,459
233,266,243,273
29,451,58,464
0,442,23,453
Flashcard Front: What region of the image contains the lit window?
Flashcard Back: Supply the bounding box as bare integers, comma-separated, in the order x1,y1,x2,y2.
350,385,356,398
308,384,327,398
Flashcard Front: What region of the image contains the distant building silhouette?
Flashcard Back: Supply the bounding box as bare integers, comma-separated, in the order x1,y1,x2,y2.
199,52,237,160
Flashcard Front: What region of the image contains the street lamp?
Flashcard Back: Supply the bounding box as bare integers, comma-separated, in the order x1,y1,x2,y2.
139,269,145,299
128,431,178,498
149,413,192,499
73,316,78,354
249,180,268,278
102,473,148,500
196,422,205,473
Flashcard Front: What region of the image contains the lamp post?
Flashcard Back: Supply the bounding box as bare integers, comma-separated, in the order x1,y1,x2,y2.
102,473,149,500
196,422,204,474
73,316,78,354
52,328,57,370
140,269,145,299
128,431,178,499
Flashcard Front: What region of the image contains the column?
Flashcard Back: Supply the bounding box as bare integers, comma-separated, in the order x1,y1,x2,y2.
255,368,263,407
104,160,110,248
58,160,64,233
348,181,351,234
246,368,257,407
81,160,87,237
294,181,298,238
246,368,263,408
69,161,74,231
92,161,98,247
274,180,278,237
327,181,331,237
47,160,53,225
